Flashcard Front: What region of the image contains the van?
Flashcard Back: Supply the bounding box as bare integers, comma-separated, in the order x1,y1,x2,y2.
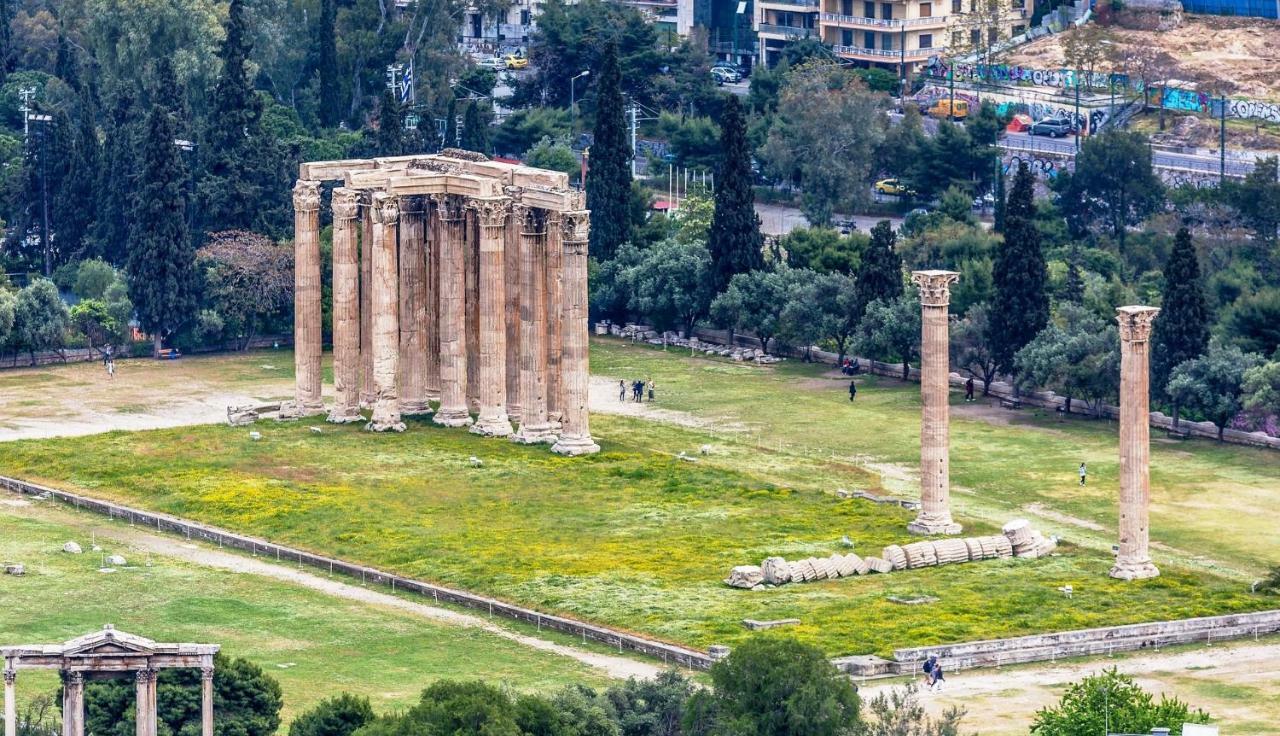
927,99,968,121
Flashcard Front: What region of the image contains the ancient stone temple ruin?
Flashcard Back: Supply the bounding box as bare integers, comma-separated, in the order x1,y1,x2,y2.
283,151,598,456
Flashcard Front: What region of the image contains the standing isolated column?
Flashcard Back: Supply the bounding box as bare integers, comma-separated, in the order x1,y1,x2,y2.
504,202,522,418
434,195,473,427
425,200,441,403
544,211,564,426
4,668,15,736
61,672,83,736
134,670,156,736
908,270,962,536
367,193,405,432
288,179,325,417
328,187,362,423
470,197,514,437
200,666,214,736
552,211,600,456
512,208,558,444
399,196,431,414
360,199,375,406
1112,306,1161,581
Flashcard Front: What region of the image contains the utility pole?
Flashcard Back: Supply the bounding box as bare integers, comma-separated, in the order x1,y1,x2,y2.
30,113,54,276
1074,69,1081,151
1219,94,1226,183
629,101,638,178
19,87,37,139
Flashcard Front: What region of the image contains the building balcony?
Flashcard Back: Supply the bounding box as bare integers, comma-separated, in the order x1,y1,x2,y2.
819,12,949,28
831,43,938,61
758,0,821,8
757,23,819,37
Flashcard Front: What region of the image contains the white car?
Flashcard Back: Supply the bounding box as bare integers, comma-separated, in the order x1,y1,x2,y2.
476,57,506,71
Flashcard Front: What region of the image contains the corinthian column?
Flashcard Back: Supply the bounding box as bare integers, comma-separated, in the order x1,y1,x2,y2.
465,209,481,413
287,179,325,418
61,671,84,736
328,188,362,423
399,196,431,414
544,211,564,426
908,270,962,536
4,669,16,736
1112,305,1161,581
200,666,214,736
512,208,558,444
425,199,441,403
360,199,375,406
367,193,405,432
470,197,515,436
434,195,473,427
504,203,522,418
552,211,600,456
134,670,156,736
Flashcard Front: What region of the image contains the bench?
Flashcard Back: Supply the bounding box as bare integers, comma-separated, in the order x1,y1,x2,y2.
999,398,1022,410
156,348,182,360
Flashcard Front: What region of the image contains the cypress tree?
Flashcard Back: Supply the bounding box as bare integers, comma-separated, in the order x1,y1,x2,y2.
459,100,489,155
854,220,904,320
443,96,458,149
1063,244,1084,304
53,100,99,259
127,105,197,357
585,41,632,261
988,161,1050,379
375,91,404,156
1151,227,1209,399
199,0,267,231
707,95,764,295
316,0,340,128
0,0,12,85
93,88,140,265
150,57,188,133
992,167,1007,234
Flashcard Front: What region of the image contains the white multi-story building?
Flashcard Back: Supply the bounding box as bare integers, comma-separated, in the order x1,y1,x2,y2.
460,0,698,51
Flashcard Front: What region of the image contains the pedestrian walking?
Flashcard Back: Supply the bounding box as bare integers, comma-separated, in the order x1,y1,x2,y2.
848,380,857,402
930,660,945,691
965,377,974,402
647,379,655,402
102,347,115,381
619,380,626,402
1079,462,1087,486
921,655,935,688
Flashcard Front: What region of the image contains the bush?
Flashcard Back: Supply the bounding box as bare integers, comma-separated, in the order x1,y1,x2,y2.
290,694,374,736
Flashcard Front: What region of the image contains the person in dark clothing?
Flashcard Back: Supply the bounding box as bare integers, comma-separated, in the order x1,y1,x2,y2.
965,377,975,402
930,660,945,690
848,381,857,401
619,380,626,402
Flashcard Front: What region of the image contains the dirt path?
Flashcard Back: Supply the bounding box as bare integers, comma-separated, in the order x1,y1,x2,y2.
4,499,662,681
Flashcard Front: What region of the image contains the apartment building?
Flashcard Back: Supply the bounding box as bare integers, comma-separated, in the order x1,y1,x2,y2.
756,0,820,67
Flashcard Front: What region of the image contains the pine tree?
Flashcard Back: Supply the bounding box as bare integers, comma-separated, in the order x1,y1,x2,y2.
128,105,197,356
585,41,632,262
375,91,404,156
854,220,904,320
316,0,340,128
988,161,1050,379
459,100,489,155
199,0,268,231
93,88,140,265
0,0,12,85
992,166,1007,234
707,95,764,295
1151,227,1210,400
444,96,459,150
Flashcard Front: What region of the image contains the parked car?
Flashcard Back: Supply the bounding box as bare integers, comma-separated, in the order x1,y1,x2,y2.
1029,118,1074,137
476,56,505,71
710,66,740,84
926,98,968,121
874,178,916,197
504,55,529,70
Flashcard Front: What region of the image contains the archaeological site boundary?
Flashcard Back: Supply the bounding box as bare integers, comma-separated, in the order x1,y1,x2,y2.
5,474,1278,678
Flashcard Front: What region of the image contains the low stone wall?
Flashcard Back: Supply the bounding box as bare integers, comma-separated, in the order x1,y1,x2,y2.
686,328,1280,451
0,475,713,671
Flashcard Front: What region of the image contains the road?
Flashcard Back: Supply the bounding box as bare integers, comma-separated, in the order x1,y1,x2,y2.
755,202,905,236
999,130,1256,178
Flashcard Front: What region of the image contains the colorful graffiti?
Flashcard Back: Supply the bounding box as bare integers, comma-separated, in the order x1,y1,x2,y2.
923,59,1125,91
1227,99,1280,124
1156,86,1211,113
1001,150,1073,178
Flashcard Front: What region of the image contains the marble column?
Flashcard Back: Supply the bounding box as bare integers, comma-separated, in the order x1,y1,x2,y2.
465,209,481,413
288,179,325,417
513,209,558,444
200,667,214,736
399,196,431,414
134,670,156,736
503,205,523,419
1111,305,1161,581
360,200,376,406
544,211,564,427
60,672,83,736
328,187,363,423
425,200,442,403
470,197,515,437
3,669,15,736
434,195,473,427
367,193,405,432
908,270,962,536
552,211,600,456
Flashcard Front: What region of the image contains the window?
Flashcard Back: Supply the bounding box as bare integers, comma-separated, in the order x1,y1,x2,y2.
520,8,530,24
1012,23,1025,34
970,28,980,44
919,33,933,48
882,33,894,49
951,30,963,45
951,0,961,11
919,1,932,15
843,29,854,45
882,2,893,17
864,1,876,16
865,30,876,47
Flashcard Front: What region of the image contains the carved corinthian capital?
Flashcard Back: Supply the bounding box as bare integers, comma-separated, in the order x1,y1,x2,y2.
432,194,464,222
331,188,360,220
3,669,15,685
469,197,511,229
371,193,399,225
1116,306,1160,343
200,667,215,681
134,669,157,685
292,180,321,212
910,270,960,307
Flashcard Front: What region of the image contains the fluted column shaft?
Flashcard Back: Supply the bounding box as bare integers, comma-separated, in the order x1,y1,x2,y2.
908,271,962,535
552,211,600,456
134,670,156,736
61,672,83,736
434,196,473,427
290,180,324,416
545,212,564,425
465,210,481,413
4,669,16,736
513,209,557,443
200,667,214,736
360,202,375,406
328,188,362,423
425,201,442,402
399,196,430,414
1112,306,1161,580
504,208,522,417
471,197,514,437
368,193,405,432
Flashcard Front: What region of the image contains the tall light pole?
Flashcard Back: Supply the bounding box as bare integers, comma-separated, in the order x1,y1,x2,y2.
30,113,53,277
570,70,590,134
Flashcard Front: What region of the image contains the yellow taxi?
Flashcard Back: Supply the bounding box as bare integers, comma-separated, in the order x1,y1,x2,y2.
504,55,529,70
874,178,915,196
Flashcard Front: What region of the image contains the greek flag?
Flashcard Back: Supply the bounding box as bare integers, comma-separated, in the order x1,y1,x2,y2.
401,61,414,103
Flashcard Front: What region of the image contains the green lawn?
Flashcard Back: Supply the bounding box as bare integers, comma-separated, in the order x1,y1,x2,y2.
2,340,1275,657
0,505,609,722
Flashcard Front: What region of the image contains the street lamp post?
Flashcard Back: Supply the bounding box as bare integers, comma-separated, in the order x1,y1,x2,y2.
570,70,590,133
30,113,53,277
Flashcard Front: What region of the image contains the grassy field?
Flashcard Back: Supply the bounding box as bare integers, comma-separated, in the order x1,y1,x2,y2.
1,340,1275,658
0,504,609,722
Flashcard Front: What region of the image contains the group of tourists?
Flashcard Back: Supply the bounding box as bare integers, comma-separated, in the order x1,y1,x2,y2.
921,655,946,691
619,379,655,403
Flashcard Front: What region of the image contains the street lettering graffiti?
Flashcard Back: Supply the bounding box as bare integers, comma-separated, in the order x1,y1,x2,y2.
1001,152,1072,178
924,58,1124,91
1227,99,1280,123
1157,86,1210,113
